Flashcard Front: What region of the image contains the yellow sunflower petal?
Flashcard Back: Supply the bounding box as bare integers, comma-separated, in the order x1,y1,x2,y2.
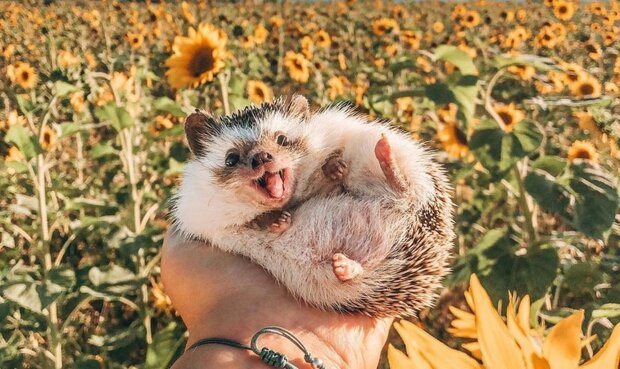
517,295,531,333
387,343,430,369
394,320,482,369
507,299,541,369
462,341,483,360
579,324,620,369
469,274,528,369
543,310,584,369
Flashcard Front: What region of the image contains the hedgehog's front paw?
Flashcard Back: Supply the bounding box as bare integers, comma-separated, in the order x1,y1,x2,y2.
322,152,349,182
268,211,291,234
332,253,363,282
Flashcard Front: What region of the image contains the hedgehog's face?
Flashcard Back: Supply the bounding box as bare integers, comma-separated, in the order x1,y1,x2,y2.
184,96,310,210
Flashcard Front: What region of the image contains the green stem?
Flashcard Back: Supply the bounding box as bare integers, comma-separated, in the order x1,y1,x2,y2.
218,72,231,115
513,164,537,244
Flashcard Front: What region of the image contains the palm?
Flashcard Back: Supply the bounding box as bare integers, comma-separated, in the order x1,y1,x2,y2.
162,232,393,369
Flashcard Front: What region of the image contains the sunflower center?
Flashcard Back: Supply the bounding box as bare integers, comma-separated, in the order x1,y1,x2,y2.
189,47,215,77
498,112,514,126
254,87,265,99
580,83,594,95
575,149,592,159
293,59,303,70
559,6,567,14
21,71,30,81
455,127,468,145
467,16,474,22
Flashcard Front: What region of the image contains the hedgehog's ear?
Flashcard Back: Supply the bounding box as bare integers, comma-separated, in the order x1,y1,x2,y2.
185,109,218,156
286,94,310,121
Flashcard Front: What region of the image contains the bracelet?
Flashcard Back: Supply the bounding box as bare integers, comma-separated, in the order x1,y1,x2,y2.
186,326,328,369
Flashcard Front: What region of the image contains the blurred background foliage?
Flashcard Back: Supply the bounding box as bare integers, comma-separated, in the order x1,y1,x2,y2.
0,0,618,368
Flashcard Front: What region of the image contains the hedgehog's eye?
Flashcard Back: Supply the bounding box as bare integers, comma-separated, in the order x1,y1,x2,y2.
276,134,289,146
225,151,240,167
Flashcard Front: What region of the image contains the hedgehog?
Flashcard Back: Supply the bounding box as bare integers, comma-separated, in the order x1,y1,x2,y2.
171,95,454,317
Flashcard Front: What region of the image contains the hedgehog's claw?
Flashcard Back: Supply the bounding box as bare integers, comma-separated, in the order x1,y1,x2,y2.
332,253,363,281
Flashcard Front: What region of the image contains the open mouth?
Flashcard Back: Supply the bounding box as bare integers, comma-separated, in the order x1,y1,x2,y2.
254,169,289,200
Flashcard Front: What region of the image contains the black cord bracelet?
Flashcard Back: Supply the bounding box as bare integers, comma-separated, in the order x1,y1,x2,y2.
186,326,328,369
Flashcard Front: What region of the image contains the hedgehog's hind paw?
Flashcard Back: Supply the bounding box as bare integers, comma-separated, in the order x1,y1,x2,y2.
332,253,363,282
374,134,408,193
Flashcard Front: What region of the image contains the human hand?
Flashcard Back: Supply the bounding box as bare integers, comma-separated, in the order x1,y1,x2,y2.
161,231,393,369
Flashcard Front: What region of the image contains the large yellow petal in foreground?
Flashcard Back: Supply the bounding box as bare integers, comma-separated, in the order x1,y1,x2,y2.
394,320,482,369
469,274,528,369
579,324,620,369
387,344,426,369
543,310,583,369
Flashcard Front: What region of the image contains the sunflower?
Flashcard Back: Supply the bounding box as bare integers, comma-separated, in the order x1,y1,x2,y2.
416,56,432,73
569,73,602,97
5,146,24,162
300,36,314,59
567,140,599,163
401,30,422,50
605,81,620,95
338,53,347,70
40,125,58,151
372,17,399,36
389,274,620,369
516,9,527,23
326,76,349,101
603,31,616,46
553,1,575,20
180,1,195,24
500,10,515,22
432,21,444,33
507,64,535,81
0,110,27,130
7,61,38,89
585,42,603,60
437,121,471,160
239,35,254,49
247,80,273,104
253,24,268,44
573,111,599,133
461,11,481,29
493,103,525,132
126,31,144,49
284,51,310,83
534,27,558,48
57,50,80,68
148,115,175,136
314,30,331,48
70,92,85,114
269,15,284,28
165,23,228,89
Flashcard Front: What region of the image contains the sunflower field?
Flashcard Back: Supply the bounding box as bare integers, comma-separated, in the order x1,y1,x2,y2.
1,0,619,368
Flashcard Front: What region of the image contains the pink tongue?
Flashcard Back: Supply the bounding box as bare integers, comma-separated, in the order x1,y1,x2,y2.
264,172,284,198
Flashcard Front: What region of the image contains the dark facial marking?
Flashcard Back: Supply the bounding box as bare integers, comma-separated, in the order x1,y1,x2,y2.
185,109,219,156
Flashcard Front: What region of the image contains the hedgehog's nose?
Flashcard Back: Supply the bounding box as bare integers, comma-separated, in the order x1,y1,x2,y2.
250,151,273,169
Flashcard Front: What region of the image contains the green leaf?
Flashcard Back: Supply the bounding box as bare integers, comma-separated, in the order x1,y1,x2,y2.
55,81,78,97
60,122,84,137
143,322,185,369
3,282,42,313
153,97,186,118
451,74,478,125
434,45,478,76
482,244,559,302
530,156,567,177
524,168,572,221
424,83,455,105
569,161,619,239
16,94,35,114
470,119,543,176
91,143,118,159
48,265,76,289
94,103,134,132
5,124,40,160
